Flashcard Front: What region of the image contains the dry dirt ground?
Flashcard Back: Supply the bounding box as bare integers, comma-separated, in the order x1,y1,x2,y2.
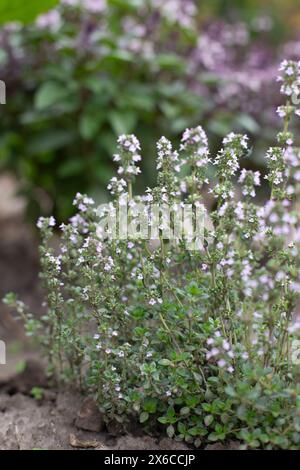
0,358,237,450
0,360,190,450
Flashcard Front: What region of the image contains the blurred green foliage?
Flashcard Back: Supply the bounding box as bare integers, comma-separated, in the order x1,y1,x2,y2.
0,2,204,221
0,0,299,222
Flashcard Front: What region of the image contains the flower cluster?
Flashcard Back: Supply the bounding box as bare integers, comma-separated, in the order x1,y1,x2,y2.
265,147,286,197
155,137,181,203
151,0,196,29
180,126,210,169
107,177,127,196
206,332,235,373
114,134,142,180
214,133,248,177
277,60,300,99
238,169,261,198
179,126,211,200
209,133,249,201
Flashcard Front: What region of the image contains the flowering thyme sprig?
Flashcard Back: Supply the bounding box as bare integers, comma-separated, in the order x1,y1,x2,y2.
238,169,261,198
266,60,300,200
155,136,180,203
180,126,210,201
276,60,300,142
265,147,286,199
210,132,249,202
277,60,300,102
107,177,127,197
215,132,249,178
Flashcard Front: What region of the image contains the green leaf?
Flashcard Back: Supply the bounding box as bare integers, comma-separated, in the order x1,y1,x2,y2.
259,434,270,444
79,113,103,140
143,398,157,414
0,0,59,24
236,114,260,134
155,54,185,71
208,430,226,442
108,0,144,9
204,415,214,427
187,282,202,296
108,111,137,135
57,159,84,178
180,406,190,416
26,130,74,154
237,404,247,420
208,117,233,136
35,82,71,110
188,426,207,437
224,385,236,398
202,403,211,412
192,372,203,384
166,406,176,418
157,416,168,424
30,387,44,401
199,72,221,85
207,432,220,442
167,425,175,438
186,396,200,408
194,438,202,448
158,359,172,366
15,360,26,374
178,422,186,434
171,352,190,362
131,307,146,320
160,101,182,119
119,89,155,112
139,412,149,424
103,50,134,64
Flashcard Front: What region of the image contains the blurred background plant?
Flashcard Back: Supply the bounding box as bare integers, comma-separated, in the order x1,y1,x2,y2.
1,0,300,221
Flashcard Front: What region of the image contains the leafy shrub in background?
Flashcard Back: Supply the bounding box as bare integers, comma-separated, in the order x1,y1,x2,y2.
1,0,300,221
5,62,300,449
0,0,200,220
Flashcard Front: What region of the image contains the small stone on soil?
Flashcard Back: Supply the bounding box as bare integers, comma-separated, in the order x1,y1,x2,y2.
75,397,105,433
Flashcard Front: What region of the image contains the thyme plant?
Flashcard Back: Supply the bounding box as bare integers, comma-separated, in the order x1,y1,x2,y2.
5,61,300,449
